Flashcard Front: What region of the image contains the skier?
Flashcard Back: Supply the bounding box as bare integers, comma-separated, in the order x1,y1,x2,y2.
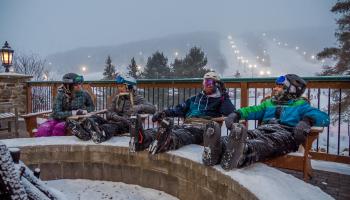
71,74,156,143
203,74,330,170
36,73,95,137
129,71,236,155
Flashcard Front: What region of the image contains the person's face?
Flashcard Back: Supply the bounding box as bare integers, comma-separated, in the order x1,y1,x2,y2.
73,83,82,91
203,78,215,95
117,84,128,93
273,84,284,96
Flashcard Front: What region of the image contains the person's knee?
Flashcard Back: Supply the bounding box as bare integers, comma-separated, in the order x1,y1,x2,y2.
36,120,56,137
52,122,66,136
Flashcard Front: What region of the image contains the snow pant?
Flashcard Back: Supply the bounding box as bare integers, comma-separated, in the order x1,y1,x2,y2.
36,119,66,137
143,123,205,151
222,124,300,167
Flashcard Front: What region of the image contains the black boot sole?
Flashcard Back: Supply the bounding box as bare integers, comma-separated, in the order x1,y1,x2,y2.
202,121,221,166
220,123,247,170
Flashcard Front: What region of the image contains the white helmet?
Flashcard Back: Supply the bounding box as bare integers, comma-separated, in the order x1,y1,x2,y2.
203,71,220,81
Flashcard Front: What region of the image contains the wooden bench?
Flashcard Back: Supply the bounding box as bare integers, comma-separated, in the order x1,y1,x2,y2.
0,102,19,138
264,127,323,181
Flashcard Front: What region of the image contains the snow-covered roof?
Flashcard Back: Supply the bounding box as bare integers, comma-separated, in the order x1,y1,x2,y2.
1,136,337,200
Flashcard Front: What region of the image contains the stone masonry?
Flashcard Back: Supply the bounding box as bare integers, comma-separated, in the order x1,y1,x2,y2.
0,73,32,114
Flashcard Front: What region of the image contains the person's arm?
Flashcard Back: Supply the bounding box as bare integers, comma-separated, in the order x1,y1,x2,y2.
132,95,156,114
238,99,269,121
219,93,236,116
51,93,72,120
152,96,192,122
299,101,330,127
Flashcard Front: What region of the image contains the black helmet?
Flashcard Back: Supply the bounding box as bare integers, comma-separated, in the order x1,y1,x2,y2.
62,73,84,84
275,74,307,100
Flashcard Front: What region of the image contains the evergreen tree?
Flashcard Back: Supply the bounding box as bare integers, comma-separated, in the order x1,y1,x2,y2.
103,55,115,80
143,51,170,79
234,70,241,78
172,46,209,78
127,57,141,79
317,0,350,122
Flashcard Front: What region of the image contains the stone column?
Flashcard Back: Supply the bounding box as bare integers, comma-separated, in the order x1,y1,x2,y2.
0,73,32,114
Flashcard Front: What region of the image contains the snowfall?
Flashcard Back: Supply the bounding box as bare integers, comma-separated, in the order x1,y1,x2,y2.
2,136,349,200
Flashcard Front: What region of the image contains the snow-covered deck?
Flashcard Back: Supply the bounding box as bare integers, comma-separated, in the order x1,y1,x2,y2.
1,136,338,200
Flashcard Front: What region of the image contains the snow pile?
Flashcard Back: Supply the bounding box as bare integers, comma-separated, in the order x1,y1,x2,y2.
45,179,178,200
1,136,339,200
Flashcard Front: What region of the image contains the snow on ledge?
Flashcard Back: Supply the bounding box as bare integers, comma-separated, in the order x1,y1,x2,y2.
1,136,334,200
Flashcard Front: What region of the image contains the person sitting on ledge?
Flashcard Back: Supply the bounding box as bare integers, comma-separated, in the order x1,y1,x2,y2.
36,73,95,137
70,73,156,143
202,74,330,170
128,71,237,157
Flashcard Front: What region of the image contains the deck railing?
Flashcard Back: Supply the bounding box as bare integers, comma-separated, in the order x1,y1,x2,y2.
26,76,350,163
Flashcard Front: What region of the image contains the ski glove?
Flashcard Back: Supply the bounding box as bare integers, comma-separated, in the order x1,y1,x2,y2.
293,117,313,144
152,111,166,122
225,112,240,129
72,109,88,116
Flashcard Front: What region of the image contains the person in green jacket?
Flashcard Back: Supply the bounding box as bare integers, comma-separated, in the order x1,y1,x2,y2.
202,74,330,170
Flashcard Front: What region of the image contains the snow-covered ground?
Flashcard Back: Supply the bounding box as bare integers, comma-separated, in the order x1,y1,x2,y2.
45,179,178,200
1,136,343,200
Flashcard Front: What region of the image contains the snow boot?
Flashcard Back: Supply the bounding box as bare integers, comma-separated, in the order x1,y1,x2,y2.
148,117,174,154
220,123,248,170
202,121,222,166
67,119,91,141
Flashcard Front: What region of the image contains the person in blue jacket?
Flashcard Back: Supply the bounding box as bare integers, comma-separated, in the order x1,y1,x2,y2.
129,71,236,154
203,74,330,170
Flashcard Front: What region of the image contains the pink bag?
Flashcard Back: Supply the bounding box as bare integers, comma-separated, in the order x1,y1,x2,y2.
36,119,66,137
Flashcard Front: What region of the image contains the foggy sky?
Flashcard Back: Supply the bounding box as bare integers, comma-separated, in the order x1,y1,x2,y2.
0,0,336,56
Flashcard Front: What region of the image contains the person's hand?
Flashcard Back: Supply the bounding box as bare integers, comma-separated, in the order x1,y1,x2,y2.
293,120,311,144
225,112,240,129
72,109,88,116
152,111,166,122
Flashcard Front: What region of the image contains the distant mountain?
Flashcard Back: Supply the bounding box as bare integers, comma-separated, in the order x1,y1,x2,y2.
46,31,228,79
46,27,335,80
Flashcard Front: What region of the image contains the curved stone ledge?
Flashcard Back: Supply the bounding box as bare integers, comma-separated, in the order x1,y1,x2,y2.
1,136,333,200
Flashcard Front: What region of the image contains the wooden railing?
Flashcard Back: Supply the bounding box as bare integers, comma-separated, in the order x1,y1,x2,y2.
26,76,350,163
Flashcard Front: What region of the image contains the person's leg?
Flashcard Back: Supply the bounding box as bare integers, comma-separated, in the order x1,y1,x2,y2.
35,119,59,137
51,121,66,136
221,124,298,170
129,115,157,152
66,119,91,141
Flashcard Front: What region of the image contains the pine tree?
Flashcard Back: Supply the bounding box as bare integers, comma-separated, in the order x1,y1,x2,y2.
172,47,209,78
143,51,170,79
317,0,350,123
234,70,241,78
103,55,115,80
127,57,140,79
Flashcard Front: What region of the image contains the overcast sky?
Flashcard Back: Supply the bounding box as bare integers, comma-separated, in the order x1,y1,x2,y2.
0,0,336,56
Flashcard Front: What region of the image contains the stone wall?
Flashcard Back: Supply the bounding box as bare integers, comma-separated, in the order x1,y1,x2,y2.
0,73,32,114
19,145,258,200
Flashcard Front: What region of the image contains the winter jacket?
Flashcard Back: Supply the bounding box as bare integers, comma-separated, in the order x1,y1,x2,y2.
106,92,156,122
51,86,95,120
164,90,236,118
238,98,330,127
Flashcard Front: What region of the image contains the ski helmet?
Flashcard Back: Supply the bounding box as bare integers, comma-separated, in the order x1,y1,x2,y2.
62,73,84,84
275,74,307,98
116,73,136,90
203,71,220,81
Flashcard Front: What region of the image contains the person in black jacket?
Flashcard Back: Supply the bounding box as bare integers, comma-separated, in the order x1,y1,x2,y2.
129,71,236,154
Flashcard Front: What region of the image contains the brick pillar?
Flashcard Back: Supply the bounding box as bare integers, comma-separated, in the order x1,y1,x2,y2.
0,72,32,114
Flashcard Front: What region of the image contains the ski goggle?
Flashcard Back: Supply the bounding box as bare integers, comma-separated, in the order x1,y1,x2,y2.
63,75,84,84
275,75,287,85
203,79,215,87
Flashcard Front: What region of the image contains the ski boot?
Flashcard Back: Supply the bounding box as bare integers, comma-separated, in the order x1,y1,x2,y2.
148,117,173,155
202,121,222,166
220,123,248,170
84,117,105,144
129,114,146,152
67,119,91,141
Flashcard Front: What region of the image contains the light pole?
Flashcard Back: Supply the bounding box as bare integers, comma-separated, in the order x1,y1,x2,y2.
0,41,14,73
